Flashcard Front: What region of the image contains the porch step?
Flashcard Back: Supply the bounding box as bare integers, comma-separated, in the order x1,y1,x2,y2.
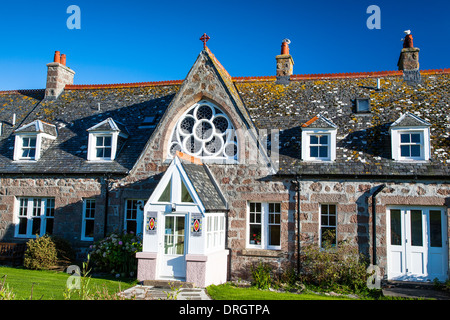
141,280,195,289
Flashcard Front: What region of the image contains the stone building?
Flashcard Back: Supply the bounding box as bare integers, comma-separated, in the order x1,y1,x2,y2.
0,34,448,287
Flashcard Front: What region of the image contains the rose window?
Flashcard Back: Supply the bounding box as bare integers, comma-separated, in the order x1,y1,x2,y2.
168,101,238,161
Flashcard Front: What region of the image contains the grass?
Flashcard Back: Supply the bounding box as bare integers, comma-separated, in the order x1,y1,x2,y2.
0,266,138,300
206,283,356,300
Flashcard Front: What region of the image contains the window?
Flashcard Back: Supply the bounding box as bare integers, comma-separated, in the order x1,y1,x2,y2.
320,204,337,247
87,118,128,161
355,98,370,113
247,202,281,249
206,214,225,251
309,134,329,159
82,199,95,241
13,120,57,161
125,199,145,234
389,112,431,161
168,100,238,162
95,135,112,159
400,132,422,158
15,198,55,238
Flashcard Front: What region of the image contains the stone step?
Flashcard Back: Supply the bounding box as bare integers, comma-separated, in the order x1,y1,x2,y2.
141,280,195,289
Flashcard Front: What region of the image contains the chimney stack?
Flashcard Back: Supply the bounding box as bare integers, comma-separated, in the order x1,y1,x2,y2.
397,30,421,84
45,50,75,100
276,39,294,84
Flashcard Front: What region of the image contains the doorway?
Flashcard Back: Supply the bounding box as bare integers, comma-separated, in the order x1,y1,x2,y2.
387,207,448,281
159,214,187,280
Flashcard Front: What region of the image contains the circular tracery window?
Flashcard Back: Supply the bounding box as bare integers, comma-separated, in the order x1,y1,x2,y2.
168,101,238,161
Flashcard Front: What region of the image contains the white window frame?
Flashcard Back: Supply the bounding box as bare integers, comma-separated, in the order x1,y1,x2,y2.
14,197,55,238
124,199,145,235
206,213,226,252
390,127,430,161
247,202,281,250
87,132,118,161
319,204,337,248
14,134,39,161
81,199,96,241
301,128,337,162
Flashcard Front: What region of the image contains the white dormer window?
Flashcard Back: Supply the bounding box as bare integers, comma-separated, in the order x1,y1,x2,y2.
301,114,337,162
87,118,128,161
13,120,57,161
390,112,431,161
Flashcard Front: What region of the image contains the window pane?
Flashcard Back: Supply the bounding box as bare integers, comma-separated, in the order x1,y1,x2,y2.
103,147,111,158
321,214,328,226
429,210,442,248
410,134,420,143
410,210,423,246
310,135,318,144
181,180,194,202
96,136,103,146
320,135,328,144
85,220,94,238
18,218,28,235
410,145,420,157
45,218,54,235
249,224,261,245
104,136,112,147
127,220,137,235
96,148,104,158
269,225,280,246
310,146,318,157
319,146,328,158
23,138,30,147
29,138,36,147
159,180,171,202
400,134,410,143
390,209,402,246
400,145,410,157
328,214,336,227
32,217,41,235
29,148,36,158
321,227,336,247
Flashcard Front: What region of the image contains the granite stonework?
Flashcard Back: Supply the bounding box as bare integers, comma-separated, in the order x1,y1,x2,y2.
0,40,448,284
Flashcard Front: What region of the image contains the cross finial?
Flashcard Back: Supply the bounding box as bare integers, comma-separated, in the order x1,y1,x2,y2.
200,33,210,49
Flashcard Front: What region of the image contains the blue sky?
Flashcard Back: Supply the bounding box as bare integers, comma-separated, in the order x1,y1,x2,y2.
0,0,448,90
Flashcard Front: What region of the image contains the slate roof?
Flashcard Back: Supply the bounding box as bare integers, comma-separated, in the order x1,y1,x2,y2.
181,160,227,212
0,50,448,177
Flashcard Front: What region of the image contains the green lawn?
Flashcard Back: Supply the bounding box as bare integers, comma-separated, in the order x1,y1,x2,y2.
0,266,137,300
206,283,356,300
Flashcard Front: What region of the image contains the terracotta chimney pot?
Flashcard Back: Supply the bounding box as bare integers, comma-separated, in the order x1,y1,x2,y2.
281,39,291,55
54,51,61,64
61,54,66,66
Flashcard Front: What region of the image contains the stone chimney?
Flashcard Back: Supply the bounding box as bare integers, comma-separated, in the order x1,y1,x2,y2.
397,30,421,84
45,51,75,100
276,39,294,84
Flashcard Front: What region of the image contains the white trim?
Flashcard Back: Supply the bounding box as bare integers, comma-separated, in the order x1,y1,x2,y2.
14,197,55,238
301,128,337,162
390,127,430,161
13,132,56,161
81,198,96,241
246,202,281,250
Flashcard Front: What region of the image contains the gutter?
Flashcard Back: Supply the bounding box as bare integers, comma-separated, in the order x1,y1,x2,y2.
291,176,301,275
371,184,386,265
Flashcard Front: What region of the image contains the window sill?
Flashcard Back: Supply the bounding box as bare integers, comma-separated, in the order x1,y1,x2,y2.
242,248,282,257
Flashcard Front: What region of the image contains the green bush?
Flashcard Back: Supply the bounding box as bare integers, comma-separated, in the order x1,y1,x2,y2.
23,235,58,270
299,239,369,292
89,231,142,277
250,261,272,290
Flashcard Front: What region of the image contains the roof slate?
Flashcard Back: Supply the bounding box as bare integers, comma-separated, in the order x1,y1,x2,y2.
0,52,448,178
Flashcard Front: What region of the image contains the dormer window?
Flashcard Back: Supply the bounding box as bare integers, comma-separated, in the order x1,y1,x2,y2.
13,120,57,161
301,114,337,162
87,118,128,161
390,112,431,161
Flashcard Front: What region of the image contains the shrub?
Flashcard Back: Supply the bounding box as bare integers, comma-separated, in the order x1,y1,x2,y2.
23,235,58,270
250,261,272,290
89,231,142,277
51,236,76,266
299,239,369,292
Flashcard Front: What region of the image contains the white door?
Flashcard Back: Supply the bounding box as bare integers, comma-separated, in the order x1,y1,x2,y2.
387,208,448,282
159,214,187,280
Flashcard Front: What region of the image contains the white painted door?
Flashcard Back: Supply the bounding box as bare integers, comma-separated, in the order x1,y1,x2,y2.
387,208,448,282
159,214,186,280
